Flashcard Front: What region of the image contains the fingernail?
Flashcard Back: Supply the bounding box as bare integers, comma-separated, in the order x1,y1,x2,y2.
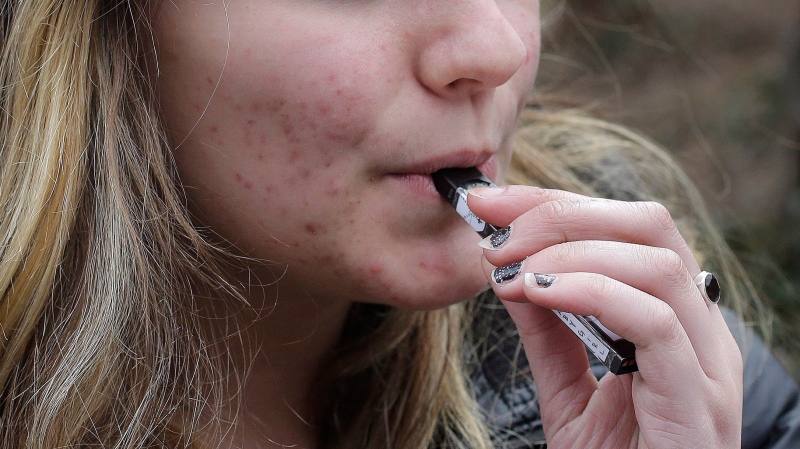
525,273,557,288
492,261,523,284
478,225,512,250
468,186,505,199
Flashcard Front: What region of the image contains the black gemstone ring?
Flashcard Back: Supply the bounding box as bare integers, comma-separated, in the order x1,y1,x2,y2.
694,271,721,305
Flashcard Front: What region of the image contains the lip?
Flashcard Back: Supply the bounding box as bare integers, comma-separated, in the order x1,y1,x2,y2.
389,150,498,179
386,150,499,199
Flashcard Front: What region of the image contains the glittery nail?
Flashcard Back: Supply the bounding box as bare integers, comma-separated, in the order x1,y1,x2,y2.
492,261,523,284
525,273,556,288
479,226,511,250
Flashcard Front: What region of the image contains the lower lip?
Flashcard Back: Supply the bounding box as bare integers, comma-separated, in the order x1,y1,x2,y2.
388,173,441,199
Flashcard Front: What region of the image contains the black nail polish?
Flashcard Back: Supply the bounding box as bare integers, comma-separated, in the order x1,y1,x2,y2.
533,273,556,288
492,261,523,284
489,226,511,249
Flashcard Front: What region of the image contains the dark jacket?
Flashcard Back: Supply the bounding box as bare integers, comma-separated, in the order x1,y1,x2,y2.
474,307,800,448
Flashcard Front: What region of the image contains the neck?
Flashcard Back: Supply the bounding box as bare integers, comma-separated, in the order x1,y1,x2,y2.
202,266,354,448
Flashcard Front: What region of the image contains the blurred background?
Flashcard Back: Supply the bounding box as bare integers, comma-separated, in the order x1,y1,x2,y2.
535,0,800,377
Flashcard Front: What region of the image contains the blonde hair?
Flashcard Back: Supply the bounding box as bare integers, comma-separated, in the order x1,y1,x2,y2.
1,2,234,447
0,2,766,448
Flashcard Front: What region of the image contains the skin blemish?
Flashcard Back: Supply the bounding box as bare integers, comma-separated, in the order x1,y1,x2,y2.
324,187,340,197
369,262,384,276
304,223,324,235
233,173,253,189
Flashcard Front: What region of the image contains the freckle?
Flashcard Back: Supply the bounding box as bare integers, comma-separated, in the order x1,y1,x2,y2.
234,104,242,112
336,89,343,96
209,126,218,133
247,119,256,126
288,149,300,163
257,153,265,161
327,74,337,83
234,173,243,182
324,161,332,168
265,184,274,193
206,76,214,85
299,169,311,179
194,104,203,113
244,181,253,189
304,223,319,234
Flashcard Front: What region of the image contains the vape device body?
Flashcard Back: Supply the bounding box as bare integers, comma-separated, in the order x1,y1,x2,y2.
432,167,638,375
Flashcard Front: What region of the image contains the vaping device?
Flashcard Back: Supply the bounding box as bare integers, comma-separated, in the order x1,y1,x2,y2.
432,167,638,375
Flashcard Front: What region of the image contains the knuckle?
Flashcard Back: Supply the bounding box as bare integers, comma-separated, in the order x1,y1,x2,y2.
639,201,678,235
584,273,619,303
535,187,561,204
546,242,587,267
649,247,689,283
536,199,580,224
647,304,683,343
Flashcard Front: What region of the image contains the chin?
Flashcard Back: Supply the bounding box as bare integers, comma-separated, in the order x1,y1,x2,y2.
371,268,490,311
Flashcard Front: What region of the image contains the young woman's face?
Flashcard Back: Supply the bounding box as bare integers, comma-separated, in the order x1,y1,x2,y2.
152,0,541,309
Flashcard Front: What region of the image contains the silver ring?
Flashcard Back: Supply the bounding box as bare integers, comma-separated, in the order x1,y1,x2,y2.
694,271,721,305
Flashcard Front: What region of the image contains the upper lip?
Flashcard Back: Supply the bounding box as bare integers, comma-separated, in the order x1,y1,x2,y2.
390,149,495,176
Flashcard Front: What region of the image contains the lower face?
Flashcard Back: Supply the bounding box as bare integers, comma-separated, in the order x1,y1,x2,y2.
151,0,541,310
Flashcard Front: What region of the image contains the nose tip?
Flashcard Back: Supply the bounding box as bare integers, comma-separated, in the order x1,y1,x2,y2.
417,9,529,98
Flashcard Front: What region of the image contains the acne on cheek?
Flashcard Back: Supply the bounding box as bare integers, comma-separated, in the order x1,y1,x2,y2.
233,172,254,190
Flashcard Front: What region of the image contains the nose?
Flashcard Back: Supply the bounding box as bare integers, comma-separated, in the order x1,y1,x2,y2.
416,1,529,99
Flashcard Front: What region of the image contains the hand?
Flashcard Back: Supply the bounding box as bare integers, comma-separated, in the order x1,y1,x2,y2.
468,185,743,449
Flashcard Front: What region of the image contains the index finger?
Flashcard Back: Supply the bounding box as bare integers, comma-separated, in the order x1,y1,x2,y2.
468,185,584,227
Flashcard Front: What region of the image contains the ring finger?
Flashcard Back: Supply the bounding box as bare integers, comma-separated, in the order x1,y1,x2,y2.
483,240,737,379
